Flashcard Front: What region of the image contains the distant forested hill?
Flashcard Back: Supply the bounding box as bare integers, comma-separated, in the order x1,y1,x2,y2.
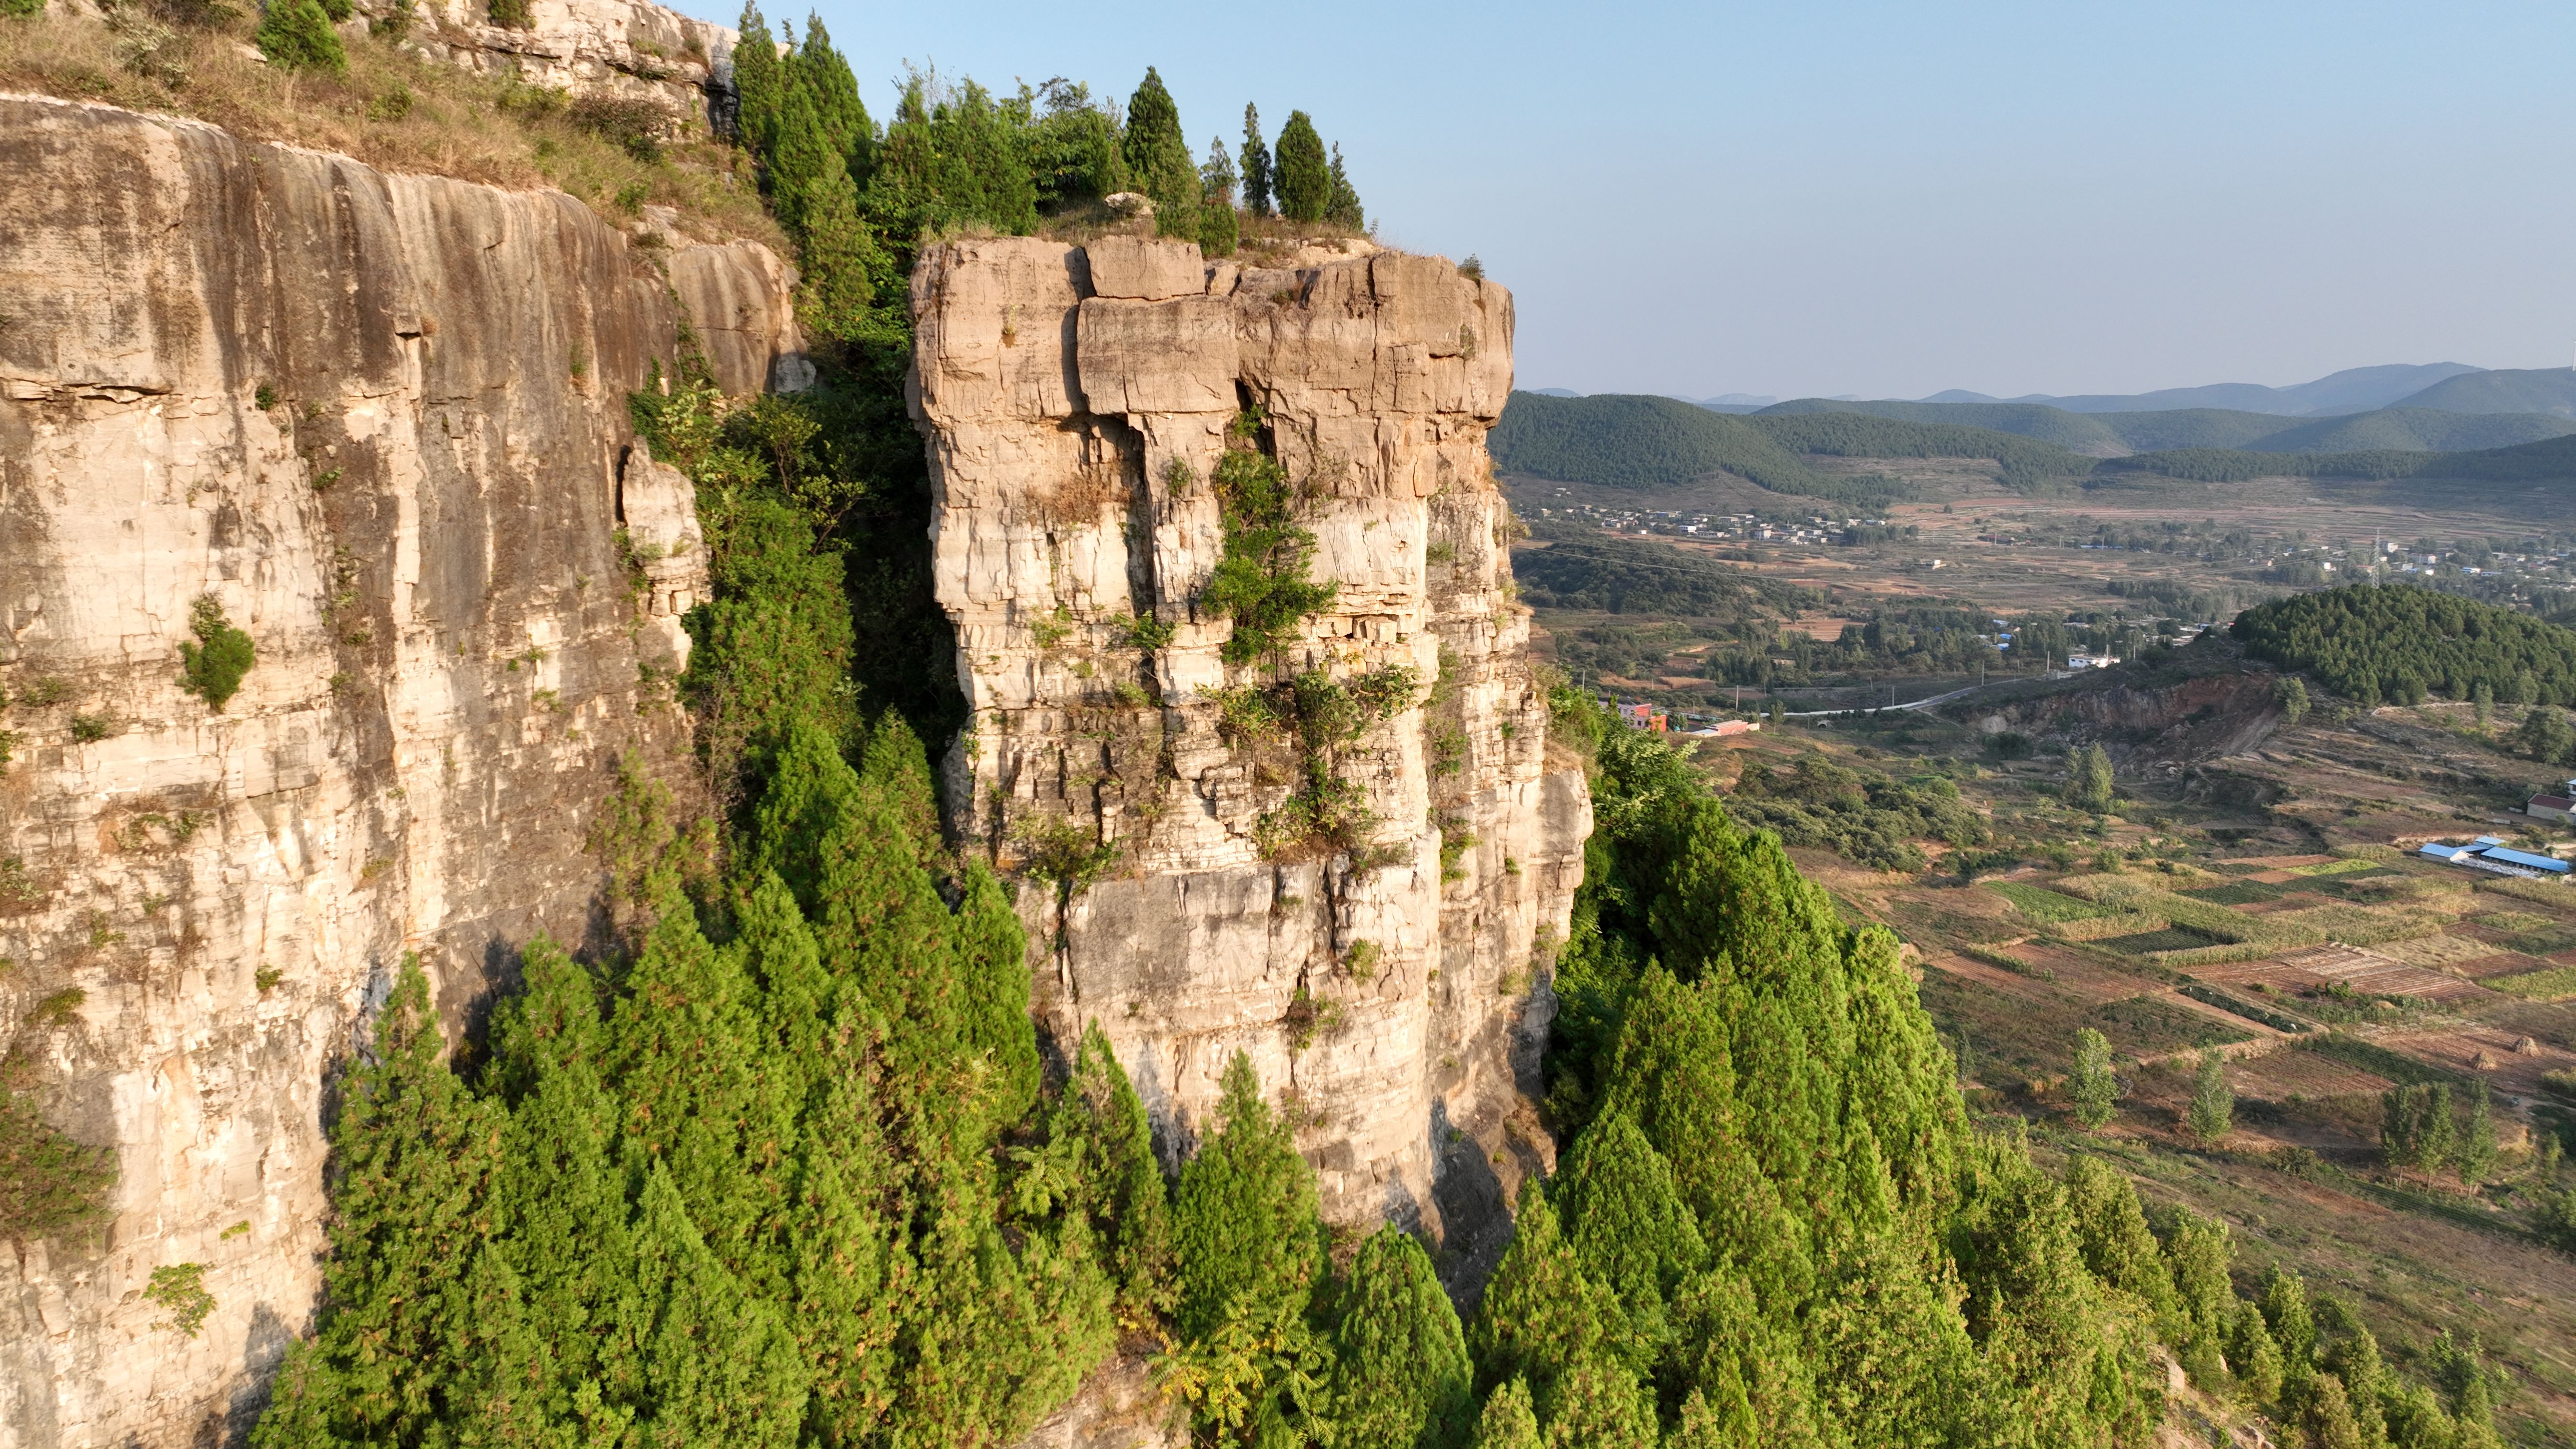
2233,583,2576,705
1755,398,2576,456
2244,406,2576,454
1487,392,1906,505
1737,411,2094,491
2103,432,2576,485
2388,367,2576,417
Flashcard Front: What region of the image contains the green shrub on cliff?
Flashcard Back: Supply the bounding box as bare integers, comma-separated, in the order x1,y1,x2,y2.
178,593,255,711
254,0,344,73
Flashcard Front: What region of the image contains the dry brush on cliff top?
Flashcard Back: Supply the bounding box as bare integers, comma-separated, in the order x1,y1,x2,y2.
0,2,781,245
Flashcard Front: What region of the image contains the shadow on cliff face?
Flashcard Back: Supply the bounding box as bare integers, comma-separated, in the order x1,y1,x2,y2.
1428,1097,1510,1311
216,1302,294,1449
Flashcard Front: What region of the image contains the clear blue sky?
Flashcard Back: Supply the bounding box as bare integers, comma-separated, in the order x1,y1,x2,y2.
666,0,2576,402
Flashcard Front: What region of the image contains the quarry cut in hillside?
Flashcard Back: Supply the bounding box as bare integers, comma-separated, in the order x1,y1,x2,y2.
912,234,1590,1257
0,93,804,1449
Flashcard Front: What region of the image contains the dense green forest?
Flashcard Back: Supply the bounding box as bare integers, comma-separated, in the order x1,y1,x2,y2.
208,20,2518,1448
1487,393,1908,506
1737,412,2093,493
1513,526,1816,619
2232,584,2576,707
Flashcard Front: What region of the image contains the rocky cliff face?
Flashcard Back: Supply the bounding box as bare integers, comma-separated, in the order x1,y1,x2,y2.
911,235,1589,1268
378,0,740,133
0,95,801,1449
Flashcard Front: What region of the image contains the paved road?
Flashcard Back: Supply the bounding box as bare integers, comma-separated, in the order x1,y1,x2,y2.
1778,673,2073,719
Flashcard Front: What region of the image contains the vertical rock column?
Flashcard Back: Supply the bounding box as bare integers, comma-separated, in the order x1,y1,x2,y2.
911,234,1589,1258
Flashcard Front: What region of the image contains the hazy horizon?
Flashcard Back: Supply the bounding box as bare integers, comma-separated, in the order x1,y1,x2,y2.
666,0,2576,402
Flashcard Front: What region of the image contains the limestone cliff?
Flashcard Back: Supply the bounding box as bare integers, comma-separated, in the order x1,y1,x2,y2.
376,0,740,133
0,94,801,1448
911,234,1589,1267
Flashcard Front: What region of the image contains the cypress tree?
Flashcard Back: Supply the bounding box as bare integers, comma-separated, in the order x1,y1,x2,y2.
2457,1080,2499,1185
1326,1228,1473,1449
731,6,784,156
2069,1027,2117,1129
1471,1378,1542,1449
2187,1047,2233,1143
486,939,632,1417
1168,1053,1326,1436
1554,1111,1705,1349
2261,1264,2317,1365
952,860,1041,1127
248,959,502,1448
1199,136,1240,257
2231,1299,2286,1404
1239,103,1273,218
1120,68,1200,242
2064,1156,2175,1318
255,0,346,74
1272,110,1329,223
1468,1179,1613,1405
1052,1024,1175,1322
1324,142,1364,230
766,79,835,235
619,1163,810,1448
1535,1353,1655,1449
794,148,888,344
792,16,873,172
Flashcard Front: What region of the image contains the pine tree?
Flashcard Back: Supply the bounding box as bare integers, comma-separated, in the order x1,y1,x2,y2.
1327,1228,1473,1449
2474,679,2495,725
1272,110,1329,223
255,0,346,74
731,6,784,156
1324,142,1364,230
2069,1027,2117,1129
1239,103,1273,218
2514,705,2576,765
1120,68,1201,242
2187,1048,2233,1143
1471,1378,1543,1449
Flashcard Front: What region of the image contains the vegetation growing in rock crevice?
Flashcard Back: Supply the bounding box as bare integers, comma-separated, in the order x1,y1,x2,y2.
178,593,255,711
0,1061,117,1241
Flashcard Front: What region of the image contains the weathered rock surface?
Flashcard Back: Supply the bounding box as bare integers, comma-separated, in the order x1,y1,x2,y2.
0,94,798,1449
369,0,741,133
912,236,1588,1268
